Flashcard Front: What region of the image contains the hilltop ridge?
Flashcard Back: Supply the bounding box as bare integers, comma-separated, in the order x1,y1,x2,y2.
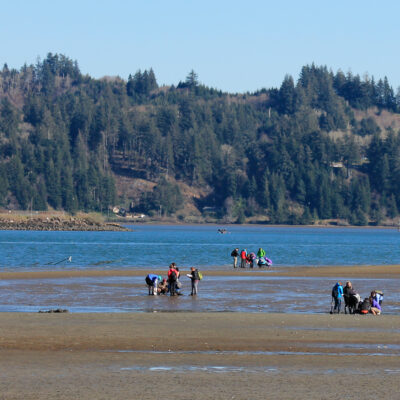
1,55,400,225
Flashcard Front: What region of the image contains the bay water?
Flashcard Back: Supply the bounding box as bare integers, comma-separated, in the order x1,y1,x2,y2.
1,225,399,270
1,225,399,313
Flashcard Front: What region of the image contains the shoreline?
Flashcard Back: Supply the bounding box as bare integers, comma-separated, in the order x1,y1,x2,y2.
1,211,400,231
1,264,399,280
124,221,400,230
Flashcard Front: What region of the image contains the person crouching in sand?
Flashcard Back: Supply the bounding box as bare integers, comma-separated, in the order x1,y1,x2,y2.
158,278,168,295
370,291,382,315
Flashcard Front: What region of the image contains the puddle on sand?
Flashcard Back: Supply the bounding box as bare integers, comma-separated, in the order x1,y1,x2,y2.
120,366,278,374
108,348,400,357
283,326,400,334
117,365,400,375
306,343,400,351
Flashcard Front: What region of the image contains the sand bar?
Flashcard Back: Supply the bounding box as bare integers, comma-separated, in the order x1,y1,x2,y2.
1,264,400,280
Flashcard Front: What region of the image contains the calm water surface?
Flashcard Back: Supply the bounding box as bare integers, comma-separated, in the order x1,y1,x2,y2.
1,225,399,313
1,225,399,270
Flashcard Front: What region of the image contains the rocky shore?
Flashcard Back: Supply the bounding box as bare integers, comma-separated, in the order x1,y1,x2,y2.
0,215,130,231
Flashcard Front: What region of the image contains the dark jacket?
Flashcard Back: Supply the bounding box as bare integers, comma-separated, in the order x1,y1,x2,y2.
190,269,200,281
360,298,371,312
343,286,357,297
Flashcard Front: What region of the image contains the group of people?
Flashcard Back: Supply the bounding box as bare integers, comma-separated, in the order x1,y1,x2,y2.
145,263,202,297
231,248,272,269
331,281,383,315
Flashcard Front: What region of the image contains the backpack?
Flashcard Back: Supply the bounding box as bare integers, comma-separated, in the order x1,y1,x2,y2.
198,271,203,280
332,285,338,299
169,270,177,282
374,290,384,305
360,298,370,314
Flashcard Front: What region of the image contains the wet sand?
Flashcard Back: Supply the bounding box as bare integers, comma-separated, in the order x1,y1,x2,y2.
1,266,399,314
1,263,400,280
1,266,399,399
0,312,399,399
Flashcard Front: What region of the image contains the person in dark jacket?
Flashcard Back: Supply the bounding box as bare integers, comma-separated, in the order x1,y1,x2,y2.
360,297,371,314
187,267,200,295
343,281,360,314
231,248,239,268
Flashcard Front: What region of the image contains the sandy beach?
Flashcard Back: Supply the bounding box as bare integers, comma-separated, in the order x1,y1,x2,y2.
0,312,399,399
1,264,400,280
0,265,399,399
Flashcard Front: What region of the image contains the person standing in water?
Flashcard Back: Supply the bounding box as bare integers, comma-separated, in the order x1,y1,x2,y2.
167,263,179,296
231,248,239,268
145,274,161,295
257,248,266,259
240,249,247,268
331,281,343,313
187,267,200,295
247,252,256,268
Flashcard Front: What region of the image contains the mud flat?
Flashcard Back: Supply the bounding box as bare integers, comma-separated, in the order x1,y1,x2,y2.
1,264,399,280
0,312,399,399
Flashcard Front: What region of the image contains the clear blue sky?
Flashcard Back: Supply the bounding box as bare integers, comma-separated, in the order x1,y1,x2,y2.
1,0,400,93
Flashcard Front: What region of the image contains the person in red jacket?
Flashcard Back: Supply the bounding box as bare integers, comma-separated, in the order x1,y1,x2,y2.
240,249,247,268
167,263,179,296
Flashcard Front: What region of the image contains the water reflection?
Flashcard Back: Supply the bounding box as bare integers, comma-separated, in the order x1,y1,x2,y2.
0,275,399,314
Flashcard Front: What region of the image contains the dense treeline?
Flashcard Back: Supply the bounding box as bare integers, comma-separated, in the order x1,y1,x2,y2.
1,54,400,225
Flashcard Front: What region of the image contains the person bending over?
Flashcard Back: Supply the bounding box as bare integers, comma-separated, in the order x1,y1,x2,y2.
145,274,161,295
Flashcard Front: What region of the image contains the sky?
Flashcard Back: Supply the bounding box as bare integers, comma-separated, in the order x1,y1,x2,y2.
1,0,400,93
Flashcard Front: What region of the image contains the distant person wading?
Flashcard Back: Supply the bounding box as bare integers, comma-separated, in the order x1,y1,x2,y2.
240,249,247,268
231,248,239,268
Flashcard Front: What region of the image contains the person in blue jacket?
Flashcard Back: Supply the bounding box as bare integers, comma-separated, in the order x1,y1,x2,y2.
331,281,344,313
145,274,161,295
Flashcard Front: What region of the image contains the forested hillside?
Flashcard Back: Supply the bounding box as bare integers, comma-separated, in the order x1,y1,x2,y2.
1,53,400,225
